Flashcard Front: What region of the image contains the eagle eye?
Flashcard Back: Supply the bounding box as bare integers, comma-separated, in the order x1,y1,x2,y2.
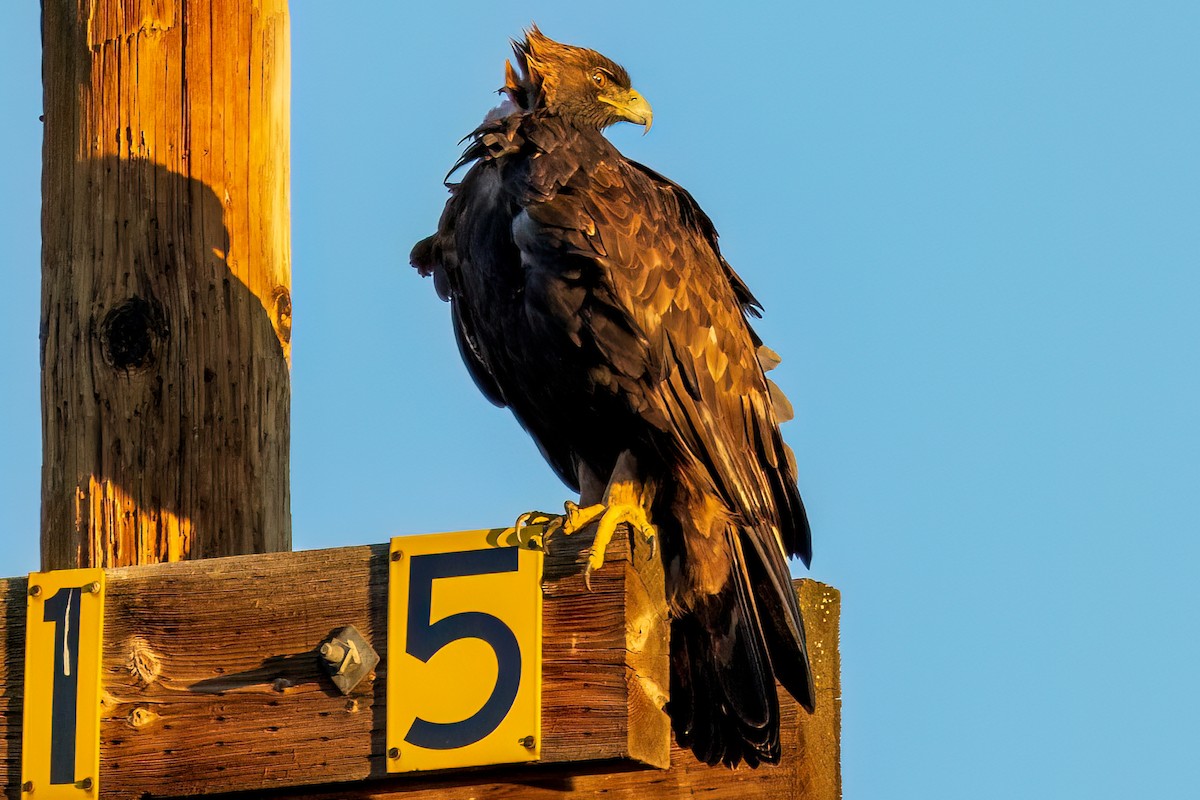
591,70,608,88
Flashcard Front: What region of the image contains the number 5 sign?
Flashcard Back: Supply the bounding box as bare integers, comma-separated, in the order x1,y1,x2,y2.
387,529,543,772
21,568,105,798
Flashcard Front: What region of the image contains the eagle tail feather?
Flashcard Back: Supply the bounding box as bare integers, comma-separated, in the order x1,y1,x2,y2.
742,524,816,713
669,530,785,768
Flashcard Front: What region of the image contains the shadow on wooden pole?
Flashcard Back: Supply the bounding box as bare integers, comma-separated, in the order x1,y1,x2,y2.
40,0,293,570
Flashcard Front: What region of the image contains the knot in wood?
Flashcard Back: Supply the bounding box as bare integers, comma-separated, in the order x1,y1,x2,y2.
272,287,292,344
126,636,162,686
128,706,159,728
99,296,168,372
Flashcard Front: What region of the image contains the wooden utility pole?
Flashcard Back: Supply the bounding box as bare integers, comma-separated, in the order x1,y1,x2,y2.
40,0,293,569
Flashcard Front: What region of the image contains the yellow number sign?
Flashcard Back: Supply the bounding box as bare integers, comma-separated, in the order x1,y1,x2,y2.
21,568,105,798
387,528,543,772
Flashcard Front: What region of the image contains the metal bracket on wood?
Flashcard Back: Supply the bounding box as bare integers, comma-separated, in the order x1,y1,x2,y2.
319,625,379,695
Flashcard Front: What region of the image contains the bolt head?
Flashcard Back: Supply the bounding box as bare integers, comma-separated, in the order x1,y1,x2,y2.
388,746,400,759
391,550,403,562
22,780,33,792
88,581,101,594
520,735,536,749
28,585,41,598
79,777,94,791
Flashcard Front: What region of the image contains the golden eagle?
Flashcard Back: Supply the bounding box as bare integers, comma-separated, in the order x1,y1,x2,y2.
412,26,814,767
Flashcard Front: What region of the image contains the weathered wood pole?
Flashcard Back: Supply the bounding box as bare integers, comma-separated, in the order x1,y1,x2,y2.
40,1,292,570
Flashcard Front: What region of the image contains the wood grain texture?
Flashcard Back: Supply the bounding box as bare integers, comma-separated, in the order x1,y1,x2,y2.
0,578,27,800
540,525,669,768
622,529,670,768
40,0,293,570
248,580,841,800
1,534,675,797
168,580,841,800
0,541,838,799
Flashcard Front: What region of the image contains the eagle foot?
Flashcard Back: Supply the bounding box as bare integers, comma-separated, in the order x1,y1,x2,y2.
554,499,657,591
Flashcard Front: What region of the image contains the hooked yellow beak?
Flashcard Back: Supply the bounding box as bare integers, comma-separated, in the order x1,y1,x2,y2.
601,89,653,133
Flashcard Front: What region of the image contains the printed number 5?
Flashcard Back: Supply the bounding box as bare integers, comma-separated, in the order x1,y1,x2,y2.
403,548,522,750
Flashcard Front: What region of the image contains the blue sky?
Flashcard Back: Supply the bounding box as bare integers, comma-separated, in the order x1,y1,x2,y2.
2,1,1198,797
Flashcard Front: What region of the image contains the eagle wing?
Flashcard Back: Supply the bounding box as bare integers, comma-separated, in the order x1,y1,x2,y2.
517,138,811,563
412,134,585,488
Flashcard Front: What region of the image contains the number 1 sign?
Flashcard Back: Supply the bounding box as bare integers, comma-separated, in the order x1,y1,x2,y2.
21,568,105,798
387,529,544,772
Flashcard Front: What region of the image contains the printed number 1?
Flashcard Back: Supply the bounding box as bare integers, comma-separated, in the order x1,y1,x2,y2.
43,586,84,785
403,548,522,750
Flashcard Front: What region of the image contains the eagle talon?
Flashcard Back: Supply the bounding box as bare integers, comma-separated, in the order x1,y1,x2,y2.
642,529,658,561
514,510,562,552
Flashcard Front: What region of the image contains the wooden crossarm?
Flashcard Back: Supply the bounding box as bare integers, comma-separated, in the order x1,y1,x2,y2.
0,531,839,799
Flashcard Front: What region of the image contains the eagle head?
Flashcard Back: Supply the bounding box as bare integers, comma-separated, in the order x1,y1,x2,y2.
506,25,653,133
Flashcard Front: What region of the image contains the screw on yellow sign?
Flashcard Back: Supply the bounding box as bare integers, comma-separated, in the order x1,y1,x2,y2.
387,528,543,772
21,568,105,798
